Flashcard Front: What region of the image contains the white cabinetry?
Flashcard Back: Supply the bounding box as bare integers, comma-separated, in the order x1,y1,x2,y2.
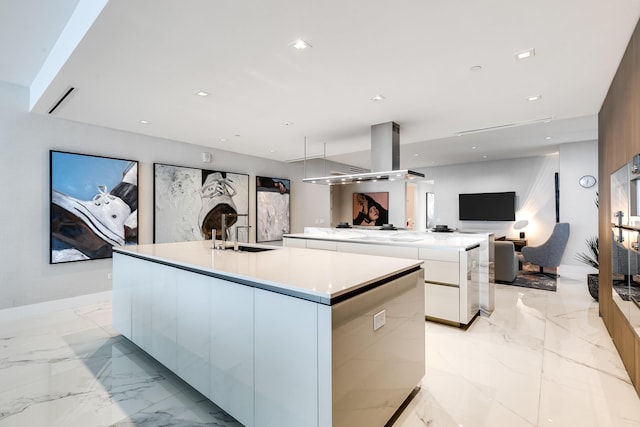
113,249,424,427
419,247,479,325
284,237,480,326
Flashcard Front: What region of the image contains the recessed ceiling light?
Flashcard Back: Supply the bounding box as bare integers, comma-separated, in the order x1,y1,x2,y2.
234,134,241,137
283,121,294,126
483,155,488,159
220,138,227,142
371,94,386,101
545,136,552,140
471,146,477,150
470,65,482,72
140,120,150,124
270,149,276,153
291,38,311,50
514,48,535,61
527,95,542,102
414,153,419,157
195,90,209,97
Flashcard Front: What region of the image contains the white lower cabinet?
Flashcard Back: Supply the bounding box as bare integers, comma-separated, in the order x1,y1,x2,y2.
425,283,459,322
113,252,424,427
209,278,254,427
176,271,210,397
150,263,177,372
254,289,320,427
285,237,480,325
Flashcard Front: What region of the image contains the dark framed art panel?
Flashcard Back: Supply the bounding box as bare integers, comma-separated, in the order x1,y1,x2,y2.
50,150,138,264
256,176,290,242
353,192,389,226
154,164,249,243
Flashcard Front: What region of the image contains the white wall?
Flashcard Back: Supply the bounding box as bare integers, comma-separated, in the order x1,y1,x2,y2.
413,145,598,267
559,140,599,268
0,82,307,309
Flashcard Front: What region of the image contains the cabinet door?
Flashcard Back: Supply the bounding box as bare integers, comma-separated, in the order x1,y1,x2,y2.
254,289,318,427
177,271,210,397
336,241,419,258
150,263,177,372
306,239,338,251
112,253,133,339
210,280,255,427
283,237,306,248
425,283,460,322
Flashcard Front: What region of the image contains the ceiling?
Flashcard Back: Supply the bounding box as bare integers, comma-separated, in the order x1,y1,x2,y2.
3,0,640,170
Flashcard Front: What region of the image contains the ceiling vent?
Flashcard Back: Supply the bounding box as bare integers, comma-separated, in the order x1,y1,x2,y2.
48,87,76,114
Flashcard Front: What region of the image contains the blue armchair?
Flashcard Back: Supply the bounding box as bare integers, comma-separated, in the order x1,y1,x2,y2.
521,223,570,276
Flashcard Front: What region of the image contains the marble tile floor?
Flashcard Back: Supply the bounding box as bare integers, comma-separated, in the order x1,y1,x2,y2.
1,271,640,426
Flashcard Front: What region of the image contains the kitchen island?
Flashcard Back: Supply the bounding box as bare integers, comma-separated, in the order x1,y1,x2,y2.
284,227,492,325
112,240,425,427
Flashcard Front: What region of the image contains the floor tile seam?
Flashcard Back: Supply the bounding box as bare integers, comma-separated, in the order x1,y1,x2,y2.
541,346,633,385
544,314,616,352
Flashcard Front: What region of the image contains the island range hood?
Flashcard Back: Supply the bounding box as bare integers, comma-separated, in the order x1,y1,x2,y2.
302,121,425,185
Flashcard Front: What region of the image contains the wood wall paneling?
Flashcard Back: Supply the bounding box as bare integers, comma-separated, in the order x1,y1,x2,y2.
599,18,640,396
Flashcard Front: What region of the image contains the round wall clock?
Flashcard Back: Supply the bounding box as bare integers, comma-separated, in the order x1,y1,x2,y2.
579,175,597,188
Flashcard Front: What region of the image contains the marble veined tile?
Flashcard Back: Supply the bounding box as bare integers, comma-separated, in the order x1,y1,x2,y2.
538,348,640,427
1,274,640,427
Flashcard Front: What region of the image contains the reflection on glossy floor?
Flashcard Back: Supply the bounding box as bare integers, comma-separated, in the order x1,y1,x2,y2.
1,270,639,426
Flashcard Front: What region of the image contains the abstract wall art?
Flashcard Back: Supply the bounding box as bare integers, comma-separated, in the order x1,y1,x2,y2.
154,164,249,243
256,176,290,242
50,150,138,263
352,192,389,226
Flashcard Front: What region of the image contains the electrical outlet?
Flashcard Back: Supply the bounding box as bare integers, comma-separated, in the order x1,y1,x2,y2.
373,309,386,331
107,272,112,280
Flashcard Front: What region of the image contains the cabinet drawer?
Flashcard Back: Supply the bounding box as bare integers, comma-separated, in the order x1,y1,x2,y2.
425,283,460,322
283,237,306,249
419,248,459,262
423,260,459,285
306,239,337,251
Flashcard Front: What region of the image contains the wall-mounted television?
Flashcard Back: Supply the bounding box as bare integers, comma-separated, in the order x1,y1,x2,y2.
459,191,516,221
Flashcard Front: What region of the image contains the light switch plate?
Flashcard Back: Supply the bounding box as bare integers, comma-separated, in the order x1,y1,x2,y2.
373,309,386,331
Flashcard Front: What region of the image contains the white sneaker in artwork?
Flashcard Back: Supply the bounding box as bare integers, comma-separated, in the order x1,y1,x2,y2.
52,186,130,248
198,172,238,239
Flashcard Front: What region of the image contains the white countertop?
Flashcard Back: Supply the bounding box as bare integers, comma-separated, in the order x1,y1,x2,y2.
114,240,423,305
285,227,487,250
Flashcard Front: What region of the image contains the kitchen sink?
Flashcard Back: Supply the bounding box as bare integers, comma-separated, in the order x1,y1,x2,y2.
237,245,276,253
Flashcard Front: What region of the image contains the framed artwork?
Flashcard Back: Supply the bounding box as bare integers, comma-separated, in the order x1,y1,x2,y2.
256,176,290,242
50,150,138,264
154,164,249,243
353,192,389,226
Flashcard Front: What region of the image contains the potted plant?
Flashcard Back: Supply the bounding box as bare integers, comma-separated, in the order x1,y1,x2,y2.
576,236,599,300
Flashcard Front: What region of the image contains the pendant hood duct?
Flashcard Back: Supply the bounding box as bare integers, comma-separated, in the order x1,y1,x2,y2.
302,121,425,185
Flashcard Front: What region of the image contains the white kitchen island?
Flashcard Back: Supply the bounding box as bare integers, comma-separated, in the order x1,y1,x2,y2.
112,241,425,427
284,227,492,326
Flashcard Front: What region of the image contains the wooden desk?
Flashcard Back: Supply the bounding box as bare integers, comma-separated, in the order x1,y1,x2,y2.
505,238,528,252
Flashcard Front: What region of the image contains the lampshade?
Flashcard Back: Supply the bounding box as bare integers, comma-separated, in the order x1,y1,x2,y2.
513,220,529,230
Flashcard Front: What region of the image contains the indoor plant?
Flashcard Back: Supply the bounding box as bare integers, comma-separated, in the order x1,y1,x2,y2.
576,194,599,300
576,236,599,300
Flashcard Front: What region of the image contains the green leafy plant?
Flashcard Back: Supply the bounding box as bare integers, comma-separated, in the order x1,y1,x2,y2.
576,236,599,269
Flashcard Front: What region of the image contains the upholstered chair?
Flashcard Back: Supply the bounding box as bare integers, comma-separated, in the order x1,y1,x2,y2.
494,241,519,283
521,223,570,276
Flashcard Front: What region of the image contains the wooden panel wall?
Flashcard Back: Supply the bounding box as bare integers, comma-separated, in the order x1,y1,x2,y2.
600,18,640,395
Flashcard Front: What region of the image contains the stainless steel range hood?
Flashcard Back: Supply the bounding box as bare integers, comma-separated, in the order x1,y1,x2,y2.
302,121,425,184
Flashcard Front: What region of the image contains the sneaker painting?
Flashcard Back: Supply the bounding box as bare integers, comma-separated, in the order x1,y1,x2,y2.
50,151,138,263
154,164,249,244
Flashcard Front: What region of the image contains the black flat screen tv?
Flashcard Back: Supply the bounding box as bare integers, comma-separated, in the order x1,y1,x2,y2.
459,191,516,221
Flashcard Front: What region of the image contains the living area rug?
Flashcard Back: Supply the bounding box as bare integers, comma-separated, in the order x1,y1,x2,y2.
506,263,557,292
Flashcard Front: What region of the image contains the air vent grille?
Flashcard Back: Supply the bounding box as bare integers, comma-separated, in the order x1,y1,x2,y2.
48,87,76,114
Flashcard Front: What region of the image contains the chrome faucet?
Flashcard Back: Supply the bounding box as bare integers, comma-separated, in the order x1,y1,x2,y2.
234,225,252,251
220,213,249,250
